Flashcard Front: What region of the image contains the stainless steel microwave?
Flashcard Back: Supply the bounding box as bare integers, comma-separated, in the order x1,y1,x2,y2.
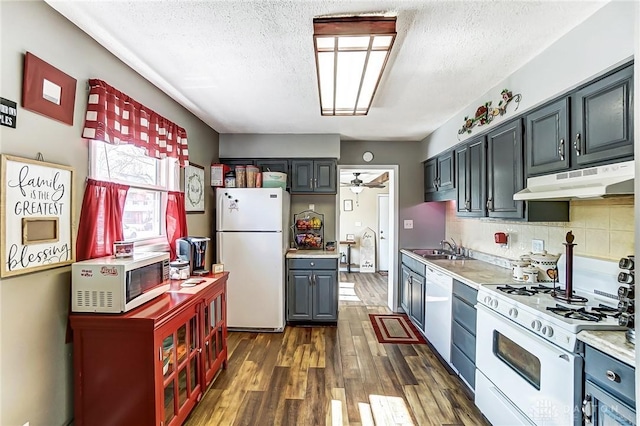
71,252,170,313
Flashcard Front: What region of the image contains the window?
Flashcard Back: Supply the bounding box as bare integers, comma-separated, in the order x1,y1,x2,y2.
90,140,179,243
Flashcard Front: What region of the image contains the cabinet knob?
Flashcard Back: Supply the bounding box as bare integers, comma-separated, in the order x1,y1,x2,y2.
574,133,581,156
310,262,315,266
606,370,620,382
558,138,565,161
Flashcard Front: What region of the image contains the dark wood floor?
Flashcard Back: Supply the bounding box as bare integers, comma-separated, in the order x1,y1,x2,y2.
185,272,488,425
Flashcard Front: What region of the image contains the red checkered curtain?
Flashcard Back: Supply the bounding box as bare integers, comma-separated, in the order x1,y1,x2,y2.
82,79,189,166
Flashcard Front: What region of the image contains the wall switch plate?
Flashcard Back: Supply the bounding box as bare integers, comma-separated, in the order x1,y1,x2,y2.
532,239,544,252
309,204,315,210
403,219,414,229
355,221,362,227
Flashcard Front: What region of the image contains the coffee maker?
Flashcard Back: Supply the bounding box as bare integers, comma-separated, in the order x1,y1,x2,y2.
176,236,210,276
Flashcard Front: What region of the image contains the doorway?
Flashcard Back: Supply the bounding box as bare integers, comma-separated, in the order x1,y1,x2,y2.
337,166,397,310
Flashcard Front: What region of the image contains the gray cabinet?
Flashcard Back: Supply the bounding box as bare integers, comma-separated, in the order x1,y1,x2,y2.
524,63,634,178
291,159,337,194
487,119,524,219
525,98,570,176
451,279,477,389
400,254,426,331
287,258,338,322
454,120,569,222
583,344,636,424
255,159,290,188
572,64,634,167
400,265,411,314
424,150,455,202
409,272,425,331
455,137,486,217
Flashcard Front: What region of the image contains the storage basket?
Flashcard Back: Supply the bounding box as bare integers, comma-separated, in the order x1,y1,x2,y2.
262,172,287,189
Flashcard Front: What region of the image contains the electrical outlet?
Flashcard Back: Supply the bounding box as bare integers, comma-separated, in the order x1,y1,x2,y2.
532,239,544,252
403,219,414,229
355,221,362,227
308,204,315,210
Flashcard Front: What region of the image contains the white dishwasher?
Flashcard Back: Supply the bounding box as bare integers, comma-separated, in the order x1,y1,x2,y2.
424,266,453,365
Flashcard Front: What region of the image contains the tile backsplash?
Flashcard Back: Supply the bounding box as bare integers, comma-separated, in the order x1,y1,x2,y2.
445,197,634,261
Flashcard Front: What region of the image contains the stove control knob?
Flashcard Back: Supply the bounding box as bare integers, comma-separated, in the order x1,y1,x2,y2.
508,308,518,318
484,296,491,304
490,299,498,308
531,320,542,331
545,326,554,337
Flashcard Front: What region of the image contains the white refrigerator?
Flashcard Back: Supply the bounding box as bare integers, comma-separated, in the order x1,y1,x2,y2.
216,187,290,331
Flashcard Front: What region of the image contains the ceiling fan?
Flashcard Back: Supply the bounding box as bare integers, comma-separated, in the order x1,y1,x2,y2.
341,172,386,191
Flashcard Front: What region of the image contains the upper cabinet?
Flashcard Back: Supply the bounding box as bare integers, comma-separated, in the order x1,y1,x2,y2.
526,98,570,176
454,120,569,222
290,159,337,194
424,149,455,202
572,64,634,167
487,119,524,219
525,63,634,177
255,159,290,188
219,158,337,194
455,137,486,217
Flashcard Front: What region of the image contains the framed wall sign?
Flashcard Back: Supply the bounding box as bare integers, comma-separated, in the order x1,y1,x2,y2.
184,162,205,213
22,52,77,125
1,155,75,277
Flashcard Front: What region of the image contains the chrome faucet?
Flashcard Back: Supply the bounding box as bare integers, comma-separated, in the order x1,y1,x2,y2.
440,238,457,254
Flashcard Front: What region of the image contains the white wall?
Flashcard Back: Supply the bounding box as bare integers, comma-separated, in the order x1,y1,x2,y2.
0,2,220,425
219,133,340,158
421,1,636,159
339,186,389,267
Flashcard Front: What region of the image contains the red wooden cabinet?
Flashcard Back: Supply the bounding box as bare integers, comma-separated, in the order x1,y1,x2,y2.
70,273,228,426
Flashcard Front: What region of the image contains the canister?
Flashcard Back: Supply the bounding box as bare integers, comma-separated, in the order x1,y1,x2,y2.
169,260,190,280
224,170,236,188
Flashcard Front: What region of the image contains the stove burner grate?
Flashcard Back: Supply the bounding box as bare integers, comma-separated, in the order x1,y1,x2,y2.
496,284,538,296
496,284,563,296
551,290,589,304
545,304,620,322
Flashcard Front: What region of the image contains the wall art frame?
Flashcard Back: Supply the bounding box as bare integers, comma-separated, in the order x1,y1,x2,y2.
184,162,205,213
1,154,76,277
22,52,77,126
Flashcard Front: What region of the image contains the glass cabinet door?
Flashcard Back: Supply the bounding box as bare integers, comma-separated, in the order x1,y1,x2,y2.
202,291,226,387
158,310,201,425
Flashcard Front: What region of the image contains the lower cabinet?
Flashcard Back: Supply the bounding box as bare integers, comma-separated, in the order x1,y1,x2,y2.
583,345,636,425
70,274,228,426
400,254,426,331
287,257,338,322
451,279,477,390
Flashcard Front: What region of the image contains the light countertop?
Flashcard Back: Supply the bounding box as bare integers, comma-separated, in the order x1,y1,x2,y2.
401,248,636,366
400,249,516,289
286,249,340,259
577,330,635,366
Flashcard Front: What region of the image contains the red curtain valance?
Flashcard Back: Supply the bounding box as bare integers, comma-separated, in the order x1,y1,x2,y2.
82,79,189,166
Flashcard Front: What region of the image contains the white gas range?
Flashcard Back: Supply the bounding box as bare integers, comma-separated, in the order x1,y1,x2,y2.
474,255,625,426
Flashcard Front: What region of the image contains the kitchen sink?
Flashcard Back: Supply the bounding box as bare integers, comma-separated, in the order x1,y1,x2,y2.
409,249,469,261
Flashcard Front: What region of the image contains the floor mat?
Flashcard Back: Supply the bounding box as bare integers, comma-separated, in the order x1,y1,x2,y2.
368,313,426,344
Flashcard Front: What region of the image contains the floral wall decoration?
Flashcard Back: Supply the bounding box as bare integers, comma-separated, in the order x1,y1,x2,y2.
457,89,522,138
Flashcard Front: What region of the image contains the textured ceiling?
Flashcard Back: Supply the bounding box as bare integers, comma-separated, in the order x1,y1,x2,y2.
46,0,609,142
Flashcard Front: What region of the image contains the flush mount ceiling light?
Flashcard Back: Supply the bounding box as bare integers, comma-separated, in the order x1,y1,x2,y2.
350,186,365,194
313,16,397,116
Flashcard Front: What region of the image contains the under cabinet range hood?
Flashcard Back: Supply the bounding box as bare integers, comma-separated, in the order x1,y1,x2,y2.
513,160,635,201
